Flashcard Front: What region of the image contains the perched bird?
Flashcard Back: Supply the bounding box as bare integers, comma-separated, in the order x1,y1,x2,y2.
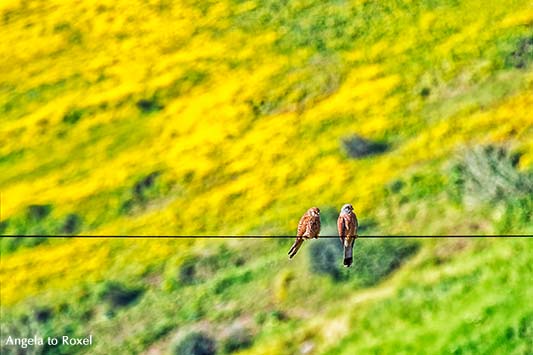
337,203,358,267
288,207,321,259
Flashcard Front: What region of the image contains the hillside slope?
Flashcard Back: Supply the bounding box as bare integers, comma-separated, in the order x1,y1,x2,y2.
1,1,533,355
1,0,532,235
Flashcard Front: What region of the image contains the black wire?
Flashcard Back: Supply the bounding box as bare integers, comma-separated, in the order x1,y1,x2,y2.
1,235,531,238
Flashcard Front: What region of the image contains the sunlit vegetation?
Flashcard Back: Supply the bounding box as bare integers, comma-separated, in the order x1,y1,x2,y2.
1,0,532,354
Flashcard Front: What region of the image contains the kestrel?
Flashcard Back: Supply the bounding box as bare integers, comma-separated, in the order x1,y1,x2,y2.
337,203,358,267
288,207,321,259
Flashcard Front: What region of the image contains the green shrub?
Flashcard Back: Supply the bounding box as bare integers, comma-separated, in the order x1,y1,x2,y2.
309,239,343,280
222,326,253,353
0,204,86,237
497,196,533,234
34,307,53,323
133,171,161,201
62,108,84,124
352,239,419,287
26,204,52,221
0,220,8,234
178,256,198,285
341,134,389,159
505,35,533,69
0,237,49,254
97,281,143,308
120,171,166,214
136,98,164,113
61,213,82,234
172,332,216,355
450,145,533,203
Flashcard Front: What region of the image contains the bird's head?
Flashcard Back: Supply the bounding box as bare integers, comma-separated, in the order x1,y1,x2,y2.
341,204,354,214
308,207,320,217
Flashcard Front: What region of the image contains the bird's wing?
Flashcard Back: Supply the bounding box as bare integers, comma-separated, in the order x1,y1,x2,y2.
297,214,308,237
337,215,346,240
309,216,320,238
342,214,355,237
353,212,358,237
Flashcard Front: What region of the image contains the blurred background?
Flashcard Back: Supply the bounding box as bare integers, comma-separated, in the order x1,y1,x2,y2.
1,0,532,354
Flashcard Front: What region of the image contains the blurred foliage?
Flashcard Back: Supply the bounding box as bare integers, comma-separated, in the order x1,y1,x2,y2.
1,0,533,354
341,134,389,159
1,204,83,236
351,239,420,287
450,145,533,203
97,281,144,309
309,239,343,280
0,0,531,236
221,325,254,354
0,314,46,355
0,237,49,255
308,238,419,285
505,35,533,69
172,332,216,355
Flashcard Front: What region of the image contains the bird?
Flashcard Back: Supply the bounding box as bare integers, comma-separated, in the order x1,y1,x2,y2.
288,207,321,259
337,203,358,267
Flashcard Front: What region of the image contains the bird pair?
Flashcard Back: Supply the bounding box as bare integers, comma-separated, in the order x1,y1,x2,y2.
288,204,358,267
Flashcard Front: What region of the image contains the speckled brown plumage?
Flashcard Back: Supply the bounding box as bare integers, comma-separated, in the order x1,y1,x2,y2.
337,204,358,267
288,207,321,259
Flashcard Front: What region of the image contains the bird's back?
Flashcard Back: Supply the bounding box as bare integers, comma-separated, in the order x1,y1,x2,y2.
297,213,320,238
338,212,357,237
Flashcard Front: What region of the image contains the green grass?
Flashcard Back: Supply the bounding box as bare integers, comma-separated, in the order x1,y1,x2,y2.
2,238,531,355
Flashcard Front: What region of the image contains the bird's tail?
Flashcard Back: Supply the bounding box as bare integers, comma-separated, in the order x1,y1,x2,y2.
343,238,354,267
288,238,304,259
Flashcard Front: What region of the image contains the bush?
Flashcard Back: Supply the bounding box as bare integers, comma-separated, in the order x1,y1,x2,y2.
61,213,82,234
222,326,253,353
120,171,165,214
352,239,419,287
136,98,163,113
341,134,389,158
506,35,533,69
0,220,8,234
120,171,171,215
309,239,343,280
133,171,161,201
450,145,533,203
178,257,198,285
308,238,418,286
26,204,52,221
62,108,84,124
34,307,53,323
0,237,49,254
1,204,86,237
172,332,216,355
497,196,533,234
97,281,143,308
